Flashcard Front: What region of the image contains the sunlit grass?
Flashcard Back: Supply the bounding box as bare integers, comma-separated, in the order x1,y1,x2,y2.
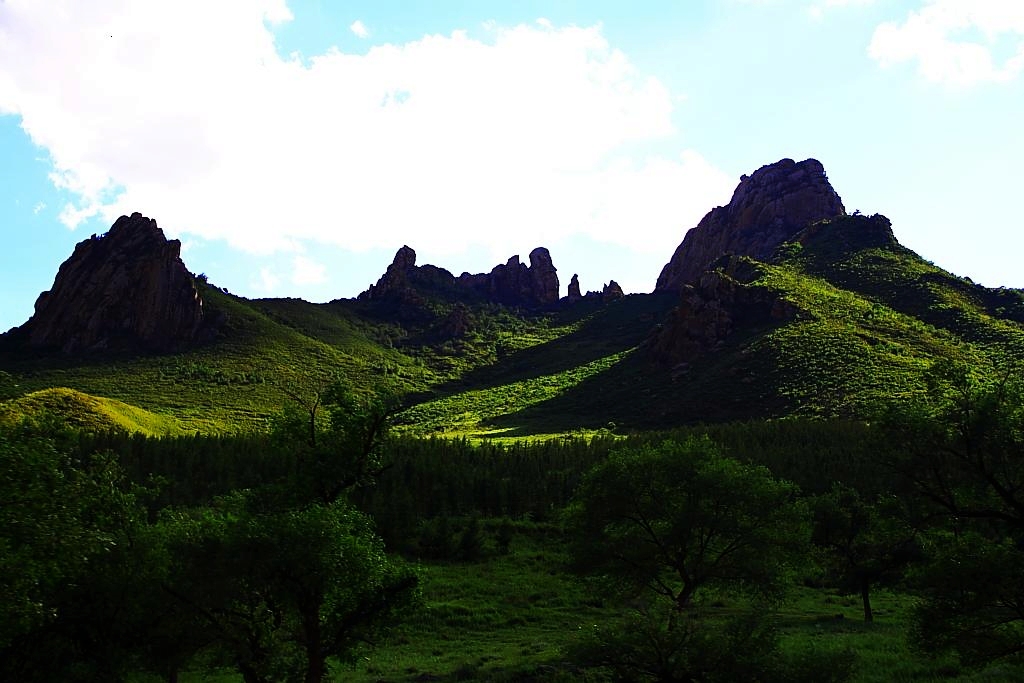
0,387,184,435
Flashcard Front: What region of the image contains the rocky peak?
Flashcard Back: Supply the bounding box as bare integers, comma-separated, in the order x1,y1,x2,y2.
567,274,582,301
474,249,559,306
361,245,418,299
363,244,561,308
392,245,417,271
656,158,845,292
602,280,625,302
19,212,207,353
528,247,559,304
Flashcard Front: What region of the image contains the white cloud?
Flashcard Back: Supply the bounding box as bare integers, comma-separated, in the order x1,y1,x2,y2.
0,2,732,275
32,201,45,214
350,20,369,38
291,255,327,285
868,0,1024,86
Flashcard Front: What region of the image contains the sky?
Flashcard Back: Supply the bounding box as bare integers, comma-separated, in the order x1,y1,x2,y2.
1,0,1022,333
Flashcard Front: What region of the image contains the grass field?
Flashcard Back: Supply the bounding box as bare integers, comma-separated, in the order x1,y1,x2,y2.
131,520,1020,683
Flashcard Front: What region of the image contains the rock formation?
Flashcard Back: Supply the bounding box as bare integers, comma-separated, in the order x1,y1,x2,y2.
19,212,207,353
527,248,559,304
362,245,560,308
567,274,582,301
650,257,798,366
361,245,420,299
656,158,845,292
602,280,625,302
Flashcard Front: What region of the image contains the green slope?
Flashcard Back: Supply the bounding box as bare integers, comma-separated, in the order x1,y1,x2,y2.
0,387,184,436
3,215,1023,436
448,216,1024,433
0,284,432,433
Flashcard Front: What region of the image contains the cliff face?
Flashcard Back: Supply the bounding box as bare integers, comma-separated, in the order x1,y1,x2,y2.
656,158,845,292
650,257,798,366
21,212,207,353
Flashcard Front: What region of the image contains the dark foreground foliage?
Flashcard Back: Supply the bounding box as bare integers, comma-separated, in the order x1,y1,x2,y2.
6,362,1024,680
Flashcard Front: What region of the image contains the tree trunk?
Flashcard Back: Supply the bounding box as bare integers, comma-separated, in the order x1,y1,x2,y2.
239,664,267,683
303,603,326,683
861,577,873,623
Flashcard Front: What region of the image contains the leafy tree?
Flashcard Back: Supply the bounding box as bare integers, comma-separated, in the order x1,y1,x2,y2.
811,484,919,621
884,360,1024,529
272,382,396,505
911,531,1024,665
566,438,810,615
884,361,1024,665
159,493,419,683
0,416,152,681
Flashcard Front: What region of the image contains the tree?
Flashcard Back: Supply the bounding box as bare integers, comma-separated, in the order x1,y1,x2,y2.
911,531,1024,665
0,415,153,681
884,360,1024,665
159,493,419,683
884,360,1024,530
811,484,919,622
566,438,810,615
271,382,396,505
564,439,840,681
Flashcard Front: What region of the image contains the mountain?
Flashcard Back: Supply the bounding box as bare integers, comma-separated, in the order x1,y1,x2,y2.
656,158,845,292
2,158,1022,436
9,212,213,353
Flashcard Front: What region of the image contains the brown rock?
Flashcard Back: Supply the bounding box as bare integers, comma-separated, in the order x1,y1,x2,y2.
360,245,417,299
602,280,625,302
528,247,559,304
365,246,561,308
650,257,797,365
656,158,845,292
567,274,582,301
21,212,207,353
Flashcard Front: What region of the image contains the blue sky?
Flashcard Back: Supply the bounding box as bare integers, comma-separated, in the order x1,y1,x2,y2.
2,0,1023,333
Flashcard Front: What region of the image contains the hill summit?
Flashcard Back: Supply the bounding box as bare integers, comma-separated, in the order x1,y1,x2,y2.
656,158,845,291
14,212,210,353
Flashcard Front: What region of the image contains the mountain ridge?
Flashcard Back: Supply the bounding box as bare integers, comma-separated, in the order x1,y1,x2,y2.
3,158,1022,436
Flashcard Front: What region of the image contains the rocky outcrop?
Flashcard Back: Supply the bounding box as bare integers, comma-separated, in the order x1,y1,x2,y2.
602,280,625,302
362,245,560,308
471,248,559,306
650,257,798,366
527,248,559,304
361,245,418,299
656,158,845,292
567,274,582,301
20,212,207,353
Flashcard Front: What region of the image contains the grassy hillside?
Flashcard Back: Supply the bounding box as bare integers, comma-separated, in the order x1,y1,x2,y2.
0,387,184,436
3,216,1024,436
